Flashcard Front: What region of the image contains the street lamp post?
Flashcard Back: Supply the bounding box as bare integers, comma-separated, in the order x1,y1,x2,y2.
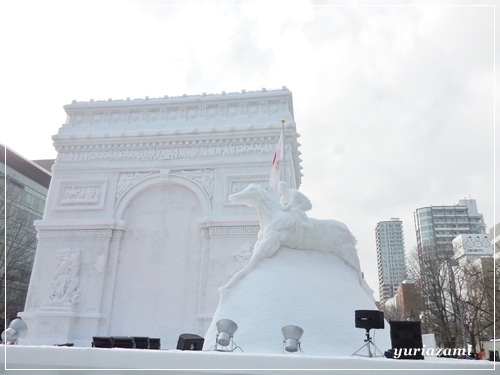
419,311,426,334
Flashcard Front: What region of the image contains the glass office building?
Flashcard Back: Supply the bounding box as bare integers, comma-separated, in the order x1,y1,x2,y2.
1,145,52,324
414,199,486,260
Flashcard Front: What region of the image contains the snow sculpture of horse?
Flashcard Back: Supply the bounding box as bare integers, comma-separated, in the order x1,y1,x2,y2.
220,183,374,300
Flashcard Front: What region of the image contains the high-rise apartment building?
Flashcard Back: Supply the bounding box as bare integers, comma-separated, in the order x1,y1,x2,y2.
375,218,406,304
489,223,500,258
414,199,486,259
1,145,51,323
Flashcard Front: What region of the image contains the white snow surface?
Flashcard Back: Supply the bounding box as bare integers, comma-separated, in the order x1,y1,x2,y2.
3,345,495,374
203,246,391,356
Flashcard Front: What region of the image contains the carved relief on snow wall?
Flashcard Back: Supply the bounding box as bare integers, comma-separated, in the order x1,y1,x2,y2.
45,248,82,307
21,89,303,348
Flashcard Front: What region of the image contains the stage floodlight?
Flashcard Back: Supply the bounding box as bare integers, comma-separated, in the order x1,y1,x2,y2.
1,318,28,345
216,319,238,346
281,325,303,353
213,319,242,352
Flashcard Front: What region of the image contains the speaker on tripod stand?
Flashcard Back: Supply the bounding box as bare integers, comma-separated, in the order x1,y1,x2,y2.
351,310,385,358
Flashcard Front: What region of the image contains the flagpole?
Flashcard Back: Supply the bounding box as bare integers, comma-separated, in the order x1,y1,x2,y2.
281,118,286,185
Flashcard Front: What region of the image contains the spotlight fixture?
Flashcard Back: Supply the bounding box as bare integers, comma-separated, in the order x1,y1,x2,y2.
281,325,303,353
1,318,28,345
213,319,242,352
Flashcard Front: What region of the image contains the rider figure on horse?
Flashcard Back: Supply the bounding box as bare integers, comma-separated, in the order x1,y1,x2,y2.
277,181,313,244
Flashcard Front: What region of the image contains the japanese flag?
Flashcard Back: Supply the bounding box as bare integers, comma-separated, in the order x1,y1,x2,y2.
269,130,284,188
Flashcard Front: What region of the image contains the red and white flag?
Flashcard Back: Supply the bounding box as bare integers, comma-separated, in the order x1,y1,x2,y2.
269,130,284,188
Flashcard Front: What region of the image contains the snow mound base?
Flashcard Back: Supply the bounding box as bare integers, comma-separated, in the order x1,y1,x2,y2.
203,246,390,356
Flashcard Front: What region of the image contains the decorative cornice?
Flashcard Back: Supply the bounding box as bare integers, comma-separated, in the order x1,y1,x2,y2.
36,226,256,239
56,142,277,163
37,229,115,239
58,90,294,139
111,230,124,239
64,87,291,112
37,228,125,239
52,89,302,187
34,219,126,231
63,101,292,128
208,226,259,237
52,127,295,143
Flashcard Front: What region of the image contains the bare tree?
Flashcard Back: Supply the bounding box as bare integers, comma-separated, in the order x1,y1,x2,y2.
381,299,404,322
406,245,461,347
0,172,40,325
407,243,498,350
453,255,499,350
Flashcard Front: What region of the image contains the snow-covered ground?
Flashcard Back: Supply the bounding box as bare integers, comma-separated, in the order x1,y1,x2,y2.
1,345,495,374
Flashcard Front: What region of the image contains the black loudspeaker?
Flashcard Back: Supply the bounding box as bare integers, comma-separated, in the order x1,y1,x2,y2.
149,338,161,350
133,337,150,349
389,321,424,360
355,310,385,330
112,336,136,349
92,336,113,348
177,333,204,351
489,350,499,361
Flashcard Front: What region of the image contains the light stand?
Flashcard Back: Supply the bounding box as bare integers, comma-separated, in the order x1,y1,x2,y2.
352,328,384,358
210,319,243,352
213,333,243,352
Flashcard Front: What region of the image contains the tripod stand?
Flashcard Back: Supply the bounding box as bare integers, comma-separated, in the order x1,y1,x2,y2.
351,328,384,358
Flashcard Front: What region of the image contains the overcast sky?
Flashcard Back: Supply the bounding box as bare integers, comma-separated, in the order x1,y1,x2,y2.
1,0,497,299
